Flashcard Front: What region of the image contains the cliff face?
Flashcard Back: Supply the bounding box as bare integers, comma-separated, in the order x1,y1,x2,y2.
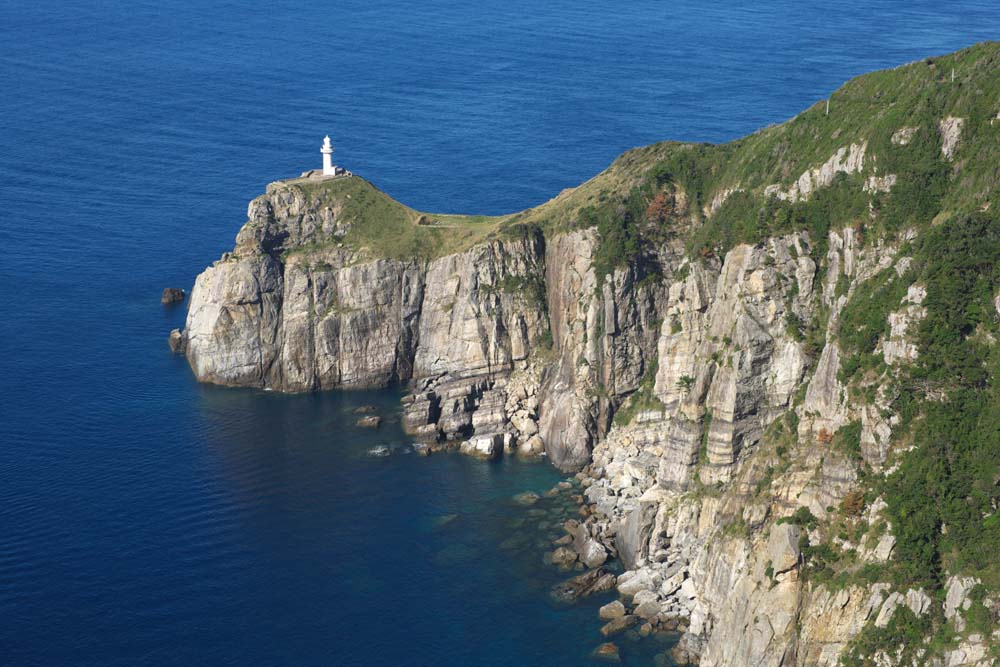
180,189,995,666
186,184,422,390
579,228,910,665
183,183,665,470
178,43,1000,667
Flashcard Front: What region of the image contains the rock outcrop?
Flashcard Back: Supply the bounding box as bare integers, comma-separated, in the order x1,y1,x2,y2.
161,287,186,304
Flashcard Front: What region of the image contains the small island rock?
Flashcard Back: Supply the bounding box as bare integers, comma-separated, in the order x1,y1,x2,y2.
168,329,186,354
356,415,382,428
512,491,541,506
161,287,185,304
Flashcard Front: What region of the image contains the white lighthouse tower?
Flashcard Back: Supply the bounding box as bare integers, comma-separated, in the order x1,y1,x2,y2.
321,135,336,176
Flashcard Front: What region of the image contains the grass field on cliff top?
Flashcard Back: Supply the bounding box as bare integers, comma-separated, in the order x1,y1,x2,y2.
293,175,510,260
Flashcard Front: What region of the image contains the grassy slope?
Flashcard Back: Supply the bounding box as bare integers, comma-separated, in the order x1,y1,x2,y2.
289,175,509,260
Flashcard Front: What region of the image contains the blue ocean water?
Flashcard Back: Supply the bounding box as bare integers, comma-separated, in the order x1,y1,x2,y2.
1,1,998,665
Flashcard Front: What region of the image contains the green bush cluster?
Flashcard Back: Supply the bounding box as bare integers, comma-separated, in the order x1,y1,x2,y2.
839,209,1000,663
880,212,1000,586
837,270,910,381
842,606,936,667
779,506,819,529
584,185,668,286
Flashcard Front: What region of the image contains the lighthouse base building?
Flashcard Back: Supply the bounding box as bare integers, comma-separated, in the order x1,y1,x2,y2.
292,135,353,181
317,135,351,177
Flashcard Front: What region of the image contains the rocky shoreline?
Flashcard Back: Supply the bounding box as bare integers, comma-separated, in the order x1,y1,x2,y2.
169,187,994,666
170,44,1000,666
503,474,683,665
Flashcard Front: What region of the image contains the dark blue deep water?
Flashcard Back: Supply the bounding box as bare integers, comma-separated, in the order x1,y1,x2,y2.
2,1,999,665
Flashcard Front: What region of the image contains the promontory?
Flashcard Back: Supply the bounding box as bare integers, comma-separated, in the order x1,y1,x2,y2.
174,43,1000,666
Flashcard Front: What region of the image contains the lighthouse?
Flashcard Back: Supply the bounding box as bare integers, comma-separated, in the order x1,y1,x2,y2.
321,135,336,176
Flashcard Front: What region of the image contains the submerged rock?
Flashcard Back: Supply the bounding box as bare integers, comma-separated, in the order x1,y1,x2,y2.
600,615,638,638
356,415,382,429
591,642,621,663
512,491,541,506
550,546,578,569
549,567,616,604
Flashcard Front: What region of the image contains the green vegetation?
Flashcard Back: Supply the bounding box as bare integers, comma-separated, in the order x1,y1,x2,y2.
779,506,819,530
842,606,937,667
833,210,1000,663
832,420,863,461
498,274,547,310
837,269,909,381
697,411,713,466
578,183,671,286
288,176,507,261
876,212,1000,587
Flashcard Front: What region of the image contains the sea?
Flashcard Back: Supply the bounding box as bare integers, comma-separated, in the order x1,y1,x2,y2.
1,1,998,665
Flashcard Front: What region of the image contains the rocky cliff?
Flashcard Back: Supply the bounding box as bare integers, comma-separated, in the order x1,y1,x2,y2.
180,174,668,470
176,43,1000,666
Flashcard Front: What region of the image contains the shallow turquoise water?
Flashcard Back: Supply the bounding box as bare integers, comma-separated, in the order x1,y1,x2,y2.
2,0,999,664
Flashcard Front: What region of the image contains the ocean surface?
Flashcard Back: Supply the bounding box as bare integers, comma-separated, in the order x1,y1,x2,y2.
1,1,998,665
